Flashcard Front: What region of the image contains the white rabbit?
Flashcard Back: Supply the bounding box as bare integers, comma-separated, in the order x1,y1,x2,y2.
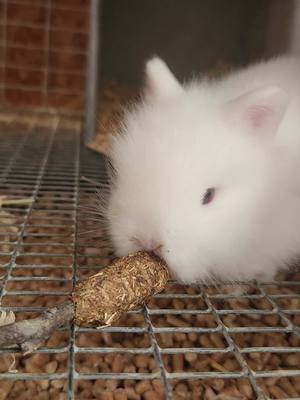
107,55,300,283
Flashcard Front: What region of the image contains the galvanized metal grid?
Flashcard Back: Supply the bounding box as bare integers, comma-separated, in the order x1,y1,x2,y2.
0,123,299,400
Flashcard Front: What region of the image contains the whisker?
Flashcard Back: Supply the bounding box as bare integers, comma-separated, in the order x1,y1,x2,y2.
78,210,106,216
80,176,111,188
77,238,112,245
77,245,112,251
78,217,109,225
77,204,108,214
78,230,110,237
77,205,105,212
77,229,104,235
76,184,112,248
78,214,107,222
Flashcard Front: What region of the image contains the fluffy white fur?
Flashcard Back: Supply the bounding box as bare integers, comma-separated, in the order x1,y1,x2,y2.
107,55,300,282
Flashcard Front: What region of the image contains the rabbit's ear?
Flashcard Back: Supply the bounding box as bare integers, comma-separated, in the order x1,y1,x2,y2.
223,85,290,137
144,57,183,100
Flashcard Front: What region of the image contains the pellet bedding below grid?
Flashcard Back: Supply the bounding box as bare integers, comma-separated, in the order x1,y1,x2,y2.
0,118,299,400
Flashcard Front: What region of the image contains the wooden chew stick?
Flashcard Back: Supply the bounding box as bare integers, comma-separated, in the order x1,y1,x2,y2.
0,252,169,352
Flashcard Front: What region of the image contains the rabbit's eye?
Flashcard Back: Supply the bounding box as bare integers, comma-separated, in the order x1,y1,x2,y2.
202,188,215,205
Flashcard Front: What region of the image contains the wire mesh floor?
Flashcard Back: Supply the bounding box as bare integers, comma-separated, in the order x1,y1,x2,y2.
0,120,299,400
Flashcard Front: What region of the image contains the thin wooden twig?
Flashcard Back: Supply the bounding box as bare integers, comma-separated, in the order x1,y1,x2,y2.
0,301,74,354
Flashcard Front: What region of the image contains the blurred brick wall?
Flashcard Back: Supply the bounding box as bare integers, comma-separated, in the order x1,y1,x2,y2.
0,0,90,113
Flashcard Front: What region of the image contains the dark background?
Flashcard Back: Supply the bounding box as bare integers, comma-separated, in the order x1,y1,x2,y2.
100,0,293,86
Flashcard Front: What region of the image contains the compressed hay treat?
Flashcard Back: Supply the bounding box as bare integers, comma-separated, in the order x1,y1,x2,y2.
0,252,168,352
73,251,169,327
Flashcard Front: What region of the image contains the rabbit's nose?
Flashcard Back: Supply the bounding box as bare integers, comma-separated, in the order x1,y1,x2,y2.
133,238,163,257
143,239,163,256
151,242,163,257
